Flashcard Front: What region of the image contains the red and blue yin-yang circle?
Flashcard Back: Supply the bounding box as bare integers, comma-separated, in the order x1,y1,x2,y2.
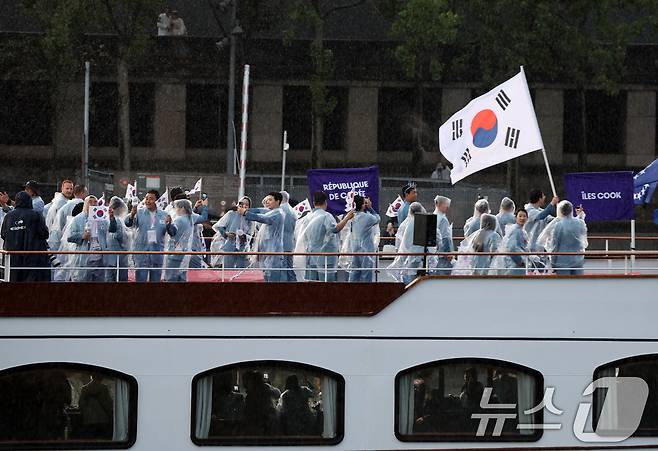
470,109,498,148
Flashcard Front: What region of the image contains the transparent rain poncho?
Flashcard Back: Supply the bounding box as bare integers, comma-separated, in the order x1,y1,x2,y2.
496,197,516,236
245,205,285,281
463,198,491,238
66,196,108,282
345,203,380,282
430,196,454,272
388,202,426,283
213,198,255,269
453,213,501,275
164,199,196,282
49,197,84,252
294,208,341,281
490,222,536,275
106,196,131,281
537,200,588,272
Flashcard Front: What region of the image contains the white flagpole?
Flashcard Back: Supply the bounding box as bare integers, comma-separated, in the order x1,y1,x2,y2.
238,65,250,200
520,66,557,197
630,219,636,272
281,130,288,191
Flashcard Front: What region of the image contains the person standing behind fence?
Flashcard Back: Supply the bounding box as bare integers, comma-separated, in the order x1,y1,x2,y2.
67,195,111,282
216,196,254,269
125,190,169,282
397,183,417,224
106,196,130,282
279,191,298,282
347,195,380,282
301,192,353,282
432,195,453,274
1,191,49,282
496,197,516,236
164,199,195,282
238,191,286,282
538,200,588,275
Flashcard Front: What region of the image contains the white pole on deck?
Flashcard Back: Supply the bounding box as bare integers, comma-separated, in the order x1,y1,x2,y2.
238,65,250,200
631,219,636,272
83,61,90,189
281,130,289,191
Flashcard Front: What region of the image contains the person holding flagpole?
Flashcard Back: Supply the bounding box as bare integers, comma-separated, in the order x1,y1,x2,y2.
524,189,559,254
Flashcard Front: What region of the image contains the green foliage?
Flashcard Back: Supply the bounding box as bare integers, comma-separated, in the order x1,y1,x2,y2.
390,0,459,80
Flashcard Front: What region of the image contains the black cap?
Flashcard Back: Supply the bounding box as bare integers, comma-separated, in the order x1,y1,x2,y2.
24,180,40,195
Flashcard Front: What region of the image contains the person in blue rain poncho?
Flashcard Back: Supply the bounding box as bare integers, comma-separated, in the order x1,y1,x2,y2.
106,196,130,282
524,189,559,253
397,183,417,225
346,195,380,282
389,202,426,284
279,191,298,282
67,195,110,282
496,197,516,236
469,213,502,275
493,208,530,275
238,191,286,282
164,199,195,282
463,198,502,238
125,190,169,282
215,196,254,269
431,195,453,274
538,200,588,275
298,191,353,282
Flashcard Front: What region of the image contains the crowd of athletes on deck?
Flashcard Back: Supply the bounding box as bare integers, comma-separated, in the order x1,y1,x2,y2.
0,179,588,282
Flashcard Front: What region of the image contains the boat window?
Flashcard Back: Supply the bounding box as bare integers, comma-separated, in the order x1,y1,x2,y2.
594,354,658,436
191,361,344,446
0,363,137,449
395,358,543,442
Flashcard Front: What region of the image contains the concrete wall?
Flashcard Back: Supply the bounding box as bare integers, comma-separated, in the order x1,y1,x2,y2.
625,90,656,167
154,83,186,160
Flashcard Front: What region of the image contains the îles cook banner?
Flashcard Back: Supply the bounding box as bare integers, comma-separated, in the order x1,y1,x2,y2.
307,166,379,216
564,171,635,222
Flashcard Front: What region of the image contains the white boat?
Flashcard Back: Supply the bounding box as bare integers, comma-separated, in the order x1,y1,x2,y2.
1,275,658,450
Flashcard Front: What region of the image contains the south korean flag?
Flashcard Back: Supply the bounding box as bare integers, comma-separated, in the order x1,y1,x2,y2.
438,67,545,184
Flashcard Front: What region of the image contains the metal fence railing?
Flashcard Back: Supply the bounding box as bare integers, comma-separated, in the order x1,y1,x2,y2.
2,248,658,284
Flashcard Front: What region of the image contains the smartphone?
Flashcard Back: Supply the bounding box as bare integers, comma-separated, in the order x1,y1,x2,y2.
200,192,208,200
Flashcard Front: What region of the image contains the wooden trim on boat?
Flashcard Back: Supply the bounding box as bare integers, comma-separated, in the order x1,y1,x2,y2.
0,283,406,317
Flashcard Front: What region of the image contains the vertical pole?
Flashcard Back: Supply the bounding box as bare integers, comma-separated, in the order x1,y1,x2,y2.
226,0,237,175
606,239,612,273
324,256,328,282
238,65,250,200
5,254,10,282
83,61,91,188
116,254,120,282
281,130,288,191
630,219,636,272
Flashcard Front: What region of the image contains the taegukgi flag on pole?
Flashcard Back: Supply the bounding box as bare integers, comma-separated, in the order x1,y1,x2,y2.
439,68,544,184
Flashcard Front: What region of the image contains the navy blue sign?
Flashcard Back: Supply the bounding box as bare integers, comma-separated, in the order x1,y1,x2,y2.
564,171,635,222
307,166,379,216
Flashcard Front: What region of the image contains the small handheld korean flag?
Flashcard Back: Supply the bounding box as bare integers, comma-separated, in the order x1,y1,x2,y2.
188,178,203,195
90,206,109,222
438,68,544,184
386,195,404,218
293,198,311,219
344,189,357,213
125,181,137,200
155,189,169,210
96,193,105,207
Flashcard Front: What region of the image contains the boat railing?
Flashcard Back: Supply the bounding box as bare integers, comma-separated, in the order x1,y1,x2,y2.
1,248,658,283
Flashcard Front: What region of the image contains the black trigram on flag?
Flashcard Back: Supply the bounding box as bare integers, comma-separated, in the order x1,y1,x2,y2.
452,119,463,140
505,127,520,149
495,90,511,110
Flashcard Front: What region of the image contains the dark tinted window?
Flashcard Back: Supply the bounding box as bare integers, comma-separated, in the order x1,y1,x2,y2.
282,86,312,150
564,89,626,154
323,87,348,151
186,84,228,149
0,80,52,146
594,355,658,436
130,83,154,147
396,358,543,442
90,82,118,147
0,363,137,449
378,87,415,152
192,361,344,445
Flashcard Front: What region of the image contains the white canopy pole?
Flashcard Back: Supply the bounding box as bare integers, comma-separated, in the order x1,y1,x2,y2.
238,65,250,200
631,219,636,272
281,130,289,191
